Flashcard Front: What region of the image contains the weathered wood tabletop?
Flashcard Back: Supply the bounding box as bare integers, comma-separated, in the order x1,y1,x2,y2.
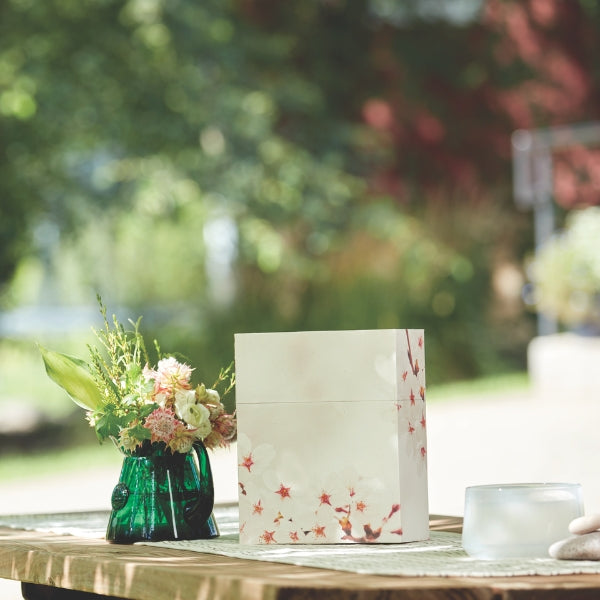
1,513,600,599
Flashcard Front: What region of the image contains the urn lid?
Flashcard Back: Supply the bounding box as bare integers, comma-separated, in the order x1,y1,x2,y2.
234,329,425,404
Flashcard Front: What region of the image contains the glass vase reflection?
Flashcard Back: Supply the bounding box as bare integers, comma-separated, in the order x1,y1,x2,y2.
106,441,218,544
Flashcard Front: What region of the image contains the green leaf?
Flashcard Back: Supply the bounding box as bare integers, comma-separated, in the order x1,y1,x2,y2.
95,410,122,440
128,423,152,441
139,403,159,418
38,345,106,411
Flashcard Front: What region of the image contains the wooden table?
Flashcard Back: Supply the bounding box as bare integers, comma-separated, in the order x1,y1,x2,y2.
1,512,600,599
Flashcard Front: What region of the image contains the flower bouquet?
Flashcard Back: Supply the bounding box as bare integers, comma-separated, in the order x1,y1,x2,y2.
39,299,236,543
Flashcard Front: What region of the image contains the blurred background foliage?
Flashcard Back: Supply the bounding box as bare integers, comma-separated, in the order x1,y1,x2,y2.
1,0,600,426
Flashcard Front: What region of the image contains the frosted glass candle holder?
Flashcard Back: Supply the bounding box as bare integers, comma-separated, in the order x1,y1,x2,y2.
462,483,584,559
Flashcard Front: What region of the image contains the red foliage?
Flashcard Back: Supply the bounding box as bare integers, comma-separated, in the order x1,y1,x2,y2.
237,0,600,205
361,0,600,201
553,147,600,208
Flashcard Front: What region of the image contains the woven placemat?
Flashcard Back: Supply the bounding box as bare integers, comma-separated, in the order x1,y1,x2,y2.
145,532,600,578
142,506,600,578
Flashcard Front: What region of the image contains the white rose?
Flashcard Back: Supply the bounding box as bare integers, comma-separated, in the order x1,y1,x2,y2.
192,420,212,440
177,402,212,440
205,388,220,403
174,389,197,417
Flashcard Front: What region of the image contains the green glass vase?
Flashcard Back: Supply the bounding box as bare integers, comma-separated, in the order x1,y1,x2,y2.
106,441,218,543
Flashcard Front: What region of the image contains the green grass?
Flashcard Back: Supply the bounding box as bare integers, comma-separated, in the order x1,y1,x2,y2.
0,336,126,481
0,338,87,419
427,371,530,401
0,370,531,483
0,442,122,482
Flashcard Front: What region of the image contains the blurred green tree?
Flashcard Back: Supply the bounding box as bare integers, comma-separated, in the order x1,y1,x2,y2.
1,0,599,382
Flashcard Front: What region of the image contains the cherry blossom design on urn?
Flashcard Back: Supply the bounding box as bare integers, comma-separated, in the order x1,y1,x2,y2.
235,328,428,544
